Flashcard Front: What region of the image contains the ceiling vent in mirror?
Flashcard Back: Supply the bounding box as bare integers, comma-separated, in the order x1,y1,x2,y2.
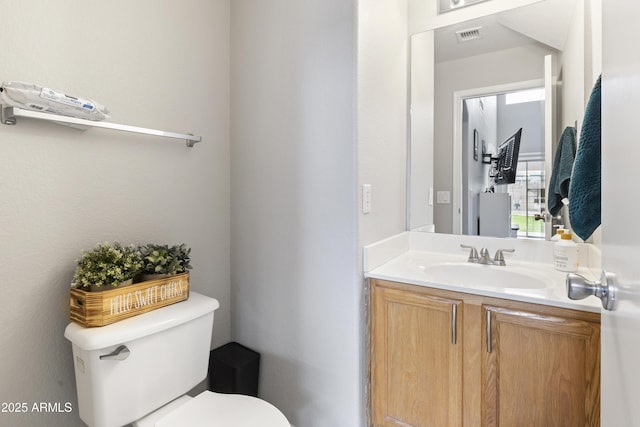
455,27,483,43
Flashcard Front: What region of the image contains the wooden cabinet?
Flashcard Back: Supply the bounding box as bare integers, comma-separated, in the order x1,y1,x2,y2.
371,284,463,426
483,305,600,427
370,279,600,427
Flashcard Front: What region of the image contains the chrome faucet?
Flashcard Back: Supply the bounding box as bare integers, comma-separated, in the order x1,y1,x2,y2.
479,248,493,264
460,245,514,266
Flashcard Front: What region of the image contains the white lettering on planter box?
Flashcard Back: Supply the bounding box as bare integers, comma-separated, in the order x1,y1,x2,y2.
159,280,183,300
109,280,185,315
109,293,134,315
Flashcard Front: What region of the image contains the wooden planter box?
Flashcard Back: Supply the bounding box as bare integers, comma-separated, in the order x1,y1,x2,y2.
69,272,190,327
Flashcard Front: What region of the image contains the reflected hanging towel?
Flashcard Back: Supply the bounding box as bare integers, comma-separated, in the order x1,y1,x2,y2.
569,76,601,240
548,126,577,216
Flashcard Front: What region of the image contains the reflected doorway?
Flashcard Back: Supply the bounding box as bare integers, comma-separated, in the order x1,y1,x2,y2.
460,86,546,238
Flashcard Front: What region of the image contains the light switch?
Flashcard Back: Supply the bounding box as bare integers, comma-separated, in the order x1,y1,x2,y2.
436,191,451,204
362,184,372,214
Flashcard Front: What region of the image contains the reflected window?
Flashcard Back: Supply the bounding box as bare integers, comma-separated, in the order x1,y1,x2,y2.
505,88,545,105
508,160,545,238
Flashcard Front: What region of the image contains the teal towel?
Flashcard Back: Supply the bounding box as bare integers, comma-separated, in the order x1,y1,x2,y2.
548,126,577,216
569,76,601,240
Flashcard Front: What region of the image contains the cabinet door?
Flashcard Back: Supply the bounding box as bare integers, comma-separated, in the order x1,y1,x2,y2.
482,305,600,427
371,283,463,427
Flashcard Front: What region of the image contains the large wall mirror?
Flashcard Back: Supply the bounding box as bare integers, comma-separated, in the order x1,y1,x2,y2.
408,0,601,240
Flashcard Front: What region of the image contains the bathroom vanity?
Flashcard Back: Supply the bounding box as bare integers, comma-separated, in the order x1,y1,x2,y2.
365,232,601,427
370,279,599,427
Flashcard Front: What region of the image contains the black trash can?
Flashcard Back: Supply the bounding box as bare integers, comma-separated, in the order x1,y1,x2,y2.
209,342,260,397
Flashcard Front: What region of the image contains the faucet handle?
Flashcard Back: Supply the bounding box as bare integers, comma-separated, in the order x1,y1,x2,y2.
460,244,479,262
493,248,515,266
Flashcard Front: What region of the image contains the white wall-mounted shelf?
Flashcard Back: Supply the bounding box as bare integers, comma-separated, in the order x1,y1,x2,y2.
1,106,201,147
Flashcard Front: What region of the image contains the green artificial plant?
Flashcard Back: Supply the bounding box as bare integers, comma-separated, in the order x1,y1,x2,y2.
140,243,192,276
71,242,143,289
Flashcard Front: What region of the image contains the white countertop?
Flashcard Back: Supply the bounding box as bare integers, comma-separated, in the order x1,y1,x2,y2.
364,232,602,313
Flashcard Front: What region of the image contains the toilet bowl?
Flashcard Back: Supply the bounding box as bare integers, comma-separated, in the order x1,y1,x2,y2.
64,292,289,427
134,391,289,427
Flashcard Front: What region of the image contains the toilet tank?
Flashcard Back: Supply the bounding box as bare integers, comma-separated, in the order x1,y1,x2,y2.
64,292,219,427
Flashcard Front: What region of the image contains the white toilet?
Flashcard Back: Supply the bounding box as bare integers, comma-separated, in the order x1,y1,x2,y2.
64,292,290,427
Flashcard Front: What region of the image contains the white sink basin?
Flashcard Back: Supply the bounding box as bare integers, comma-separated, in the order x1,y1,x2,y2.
422,262,549,290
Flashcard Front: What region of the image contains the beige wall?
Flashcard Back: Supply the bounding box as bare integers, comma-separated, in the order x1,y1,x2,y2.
358,0,409,245
0,2,230,426
231,1,361,425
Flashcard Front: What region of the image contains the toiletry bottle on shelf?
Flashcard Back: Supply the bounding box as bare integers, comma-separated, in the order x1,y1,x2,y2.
551,228,565,242
554,232,578,272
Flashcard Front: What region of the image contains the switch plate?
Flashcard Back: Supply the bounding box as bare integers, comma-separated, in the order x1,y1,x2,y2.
362,184,372,214
436,190,451,204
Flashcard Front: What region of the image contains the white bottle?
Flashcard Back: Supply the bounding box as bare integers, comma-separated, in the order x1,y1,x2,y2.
554,232,578,272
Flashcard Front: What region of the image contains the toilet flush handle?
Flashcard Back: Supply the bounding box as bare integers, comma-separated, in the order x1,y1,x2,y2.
99,345,130,361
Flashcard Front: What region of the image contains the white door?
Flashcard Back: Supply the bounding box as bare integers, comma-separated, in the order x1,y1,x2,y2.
601,1,640,425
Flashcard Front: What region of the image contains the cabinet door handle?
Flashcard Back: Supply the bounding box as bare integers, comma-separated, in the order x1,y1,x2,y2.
486,309,492,353
451,303,457,345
